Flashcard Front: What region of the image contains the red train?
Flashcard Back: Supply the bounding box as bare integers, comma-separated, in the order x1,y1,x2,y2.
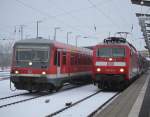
10,38,92,92
92,37,142,90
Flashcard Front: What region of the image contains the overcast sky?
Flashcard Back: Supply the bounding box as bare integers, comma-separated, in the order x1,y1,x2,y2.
0,0,150,50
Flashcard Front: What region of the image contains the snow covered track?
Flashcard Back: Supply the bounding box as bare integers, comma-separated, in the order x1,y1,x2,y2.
0,71,10,81
46,90,102,117
88,92,120,117
0,84,84,109
0,92,31,100
47,91,119,117
0,84,118,117
0,93,46,109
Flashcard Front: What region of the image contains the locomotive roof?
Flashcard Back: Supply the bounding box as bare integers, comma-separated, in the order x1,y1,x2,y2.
14,38,92,54
96,37,137,51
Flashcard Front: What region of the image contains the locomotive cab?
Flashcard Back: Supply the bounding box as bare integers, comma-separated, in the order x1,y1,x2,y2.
93,37,139,90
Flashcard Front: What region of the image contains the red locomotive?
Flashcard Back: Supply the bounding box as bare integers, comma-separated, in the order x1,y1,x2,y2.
92,37,140,90
10,38,92,92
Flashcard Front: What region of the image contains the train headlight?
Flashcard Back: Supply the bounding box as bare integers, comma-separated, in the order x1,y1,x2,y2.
42,71,46,75
15,70,19,74
97,68,101,72
29,61,32,66
120,68,124,72
109,58,112,61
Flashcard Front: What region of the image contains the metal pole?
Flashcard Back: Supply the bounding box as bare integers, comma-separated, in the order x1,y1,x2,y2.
54,28,56,40
36,20,42,39
76,37,77,47
20,25,23,40
67,32,72,44
75,35,81,47
37,21,39,38
54,27,60,40
19,25,25,40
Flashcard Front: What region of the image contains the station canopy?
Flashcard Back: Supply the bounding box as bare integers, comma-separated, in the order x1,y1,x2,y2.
131,0,150,6
136,13,150,55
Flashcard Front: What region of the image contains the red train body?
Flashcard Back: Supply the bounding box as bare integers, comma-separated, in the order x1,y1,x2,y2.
10,38,92,92
92,37,140,90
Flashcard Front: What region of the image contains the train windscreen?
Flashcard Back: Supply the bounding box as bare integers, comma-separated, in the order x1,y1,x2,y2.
97,47,125,57
15,45,50,68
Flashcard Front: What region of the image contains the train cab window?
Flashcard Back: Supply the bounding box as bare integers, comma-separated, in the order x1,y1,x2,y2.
97,48,111,57
62,52,66,65
97,47,125,57
112,48,125,57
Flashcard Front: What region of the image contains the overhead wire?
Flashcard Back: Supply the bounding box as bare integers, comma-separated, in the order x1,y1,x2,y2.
111,0,131,30
14,0,84,33
14,0,120,39
87,0,122,30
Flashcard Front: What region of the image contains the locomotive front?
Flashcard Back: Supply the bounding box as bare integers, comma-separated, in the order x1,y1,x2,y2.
93,37,129,90
10,39,52,92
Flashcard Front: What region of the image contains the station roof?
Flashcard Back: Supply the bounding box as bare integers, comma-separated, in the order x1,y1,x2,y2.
131,0,150,6
136,13,150,55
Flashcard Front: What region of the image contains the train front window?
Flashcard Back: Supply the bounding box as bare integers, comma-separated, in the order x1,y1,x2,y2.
15,45,50,68
97,48,111,57
112,48,125,57
97,47,125,57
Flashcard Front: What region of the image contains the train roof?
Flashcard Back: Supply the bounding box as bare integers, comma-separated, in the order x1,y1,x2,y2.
14,38,92,54
96,37,137,51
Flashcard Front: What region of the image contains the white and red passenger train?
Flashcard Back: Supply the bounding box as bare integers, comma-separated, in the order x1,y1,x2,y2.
92,37,146,90
10,38,92,92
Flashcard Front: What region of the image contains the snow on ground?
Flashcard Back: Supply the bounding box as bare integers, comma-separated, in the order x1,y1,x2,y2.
0,80,27,98
0,80,117,117
55,92,116,117
0,71,10,80
0,84,105,117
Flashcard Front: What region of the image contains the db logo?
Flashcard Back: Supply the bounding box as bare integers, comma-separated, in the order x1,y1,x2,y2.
107,62,114,66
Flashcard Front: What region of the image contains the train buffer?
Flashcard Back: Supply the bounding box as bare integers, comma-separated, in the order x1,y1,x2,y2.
94,70,150,117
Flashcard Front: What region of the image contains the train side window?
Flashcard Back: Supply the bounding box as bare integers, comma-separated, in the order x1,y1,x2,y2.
62,52,66,65
71,53,75,65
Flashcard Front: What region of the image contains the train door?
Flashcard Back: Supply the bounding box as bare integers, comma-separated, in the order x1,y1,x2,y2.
56,49,70,78
56,49,61,77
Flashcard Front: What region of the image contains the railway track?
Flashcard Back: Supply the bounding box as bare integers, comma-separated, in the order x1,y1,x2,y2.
0,84,85,109
0,92,32,100
0,77,9,81
88,92,120,117
46,90,120,117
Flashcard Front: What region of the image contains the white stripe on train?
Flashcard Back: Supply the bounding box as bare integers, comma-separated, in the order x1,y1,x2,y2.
11,71,92,79
95,62,126,66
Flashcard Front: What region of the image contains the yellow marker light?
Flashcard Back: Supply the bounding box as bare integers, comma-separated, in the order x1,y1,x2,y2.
120,68,124,72
97,68,101,72
42,71,46,75
29,62,32,66
15,70,19,74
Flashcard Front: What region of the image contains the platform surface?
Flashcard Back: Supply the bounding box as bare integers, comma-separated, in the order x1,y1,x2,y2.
94,71,150,117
